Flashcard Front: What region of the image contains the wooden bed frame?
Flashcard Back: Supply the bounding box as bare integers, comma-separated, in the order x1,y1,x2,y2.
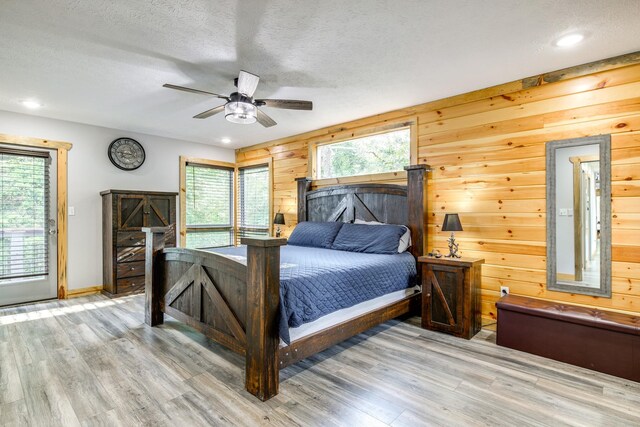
143,164,429,400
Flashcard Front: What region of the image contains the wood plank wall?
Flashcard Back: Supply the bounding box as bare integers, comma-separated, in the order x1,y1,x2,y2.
236,54,640,322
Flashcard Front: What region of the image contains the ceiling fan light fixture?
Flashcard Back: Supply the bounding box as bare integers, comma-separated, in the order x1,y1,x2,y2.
225,101,257,124
164,70,311,127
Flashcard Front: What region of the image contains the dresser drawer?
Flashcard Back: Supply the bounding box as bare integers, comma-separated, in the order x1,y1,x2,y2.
116,246,145,263
116,232,146,247
116,261,145,278
116,276,145,294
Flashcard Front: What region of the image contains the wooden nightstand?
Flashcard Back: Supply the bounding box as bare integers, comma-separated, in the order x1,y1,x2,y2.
418,256,484,339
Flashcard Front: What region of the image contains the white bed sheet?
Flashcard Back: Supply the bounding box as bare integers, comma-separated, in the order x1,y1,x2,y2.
282,285,421,345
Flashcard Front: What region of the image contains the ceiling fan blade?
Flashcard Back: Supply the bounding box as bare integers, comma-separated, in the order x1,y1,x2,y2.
256,109,277,128
237,70,260,97
163,83,228,99
255,99,313,110
193,104,226,119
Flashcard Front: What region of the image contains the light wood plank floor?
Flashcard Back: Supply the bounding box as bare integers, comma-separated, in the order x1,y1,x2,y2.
0,294,639,427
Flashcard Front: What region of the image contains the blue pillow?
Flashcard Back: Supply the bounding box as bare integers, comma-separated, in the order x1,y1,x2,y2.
331,223,406,254
288,221,344,248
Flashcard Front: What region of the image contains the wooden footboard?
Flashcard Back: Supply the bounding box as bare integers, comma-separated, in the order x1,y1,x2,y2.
143,227,286,401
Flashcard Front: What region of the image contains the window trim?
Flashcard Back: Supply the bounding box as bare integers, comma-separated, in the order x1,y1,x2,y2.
235,158,273,244
179,156,236,248
308,118,418,181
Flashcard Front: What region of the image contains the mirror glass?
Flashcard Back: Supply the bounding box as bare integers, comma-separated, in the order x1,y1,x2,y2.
546,135,611,297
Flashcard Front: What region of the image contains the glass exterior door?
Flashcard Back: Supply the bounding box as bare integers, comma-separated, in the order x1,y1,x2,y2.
0,146,57,306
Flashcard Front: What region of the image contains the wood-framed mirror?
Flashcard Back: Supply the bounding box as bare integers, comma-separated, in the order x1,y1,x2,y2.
546,134,611,297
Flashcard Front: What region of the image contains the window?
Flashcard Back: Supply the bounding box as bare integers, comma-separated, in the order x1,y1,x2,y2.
237,164,270,239
316,127,411,179
180,157,272,249
184,162,234,249
0,149,50,280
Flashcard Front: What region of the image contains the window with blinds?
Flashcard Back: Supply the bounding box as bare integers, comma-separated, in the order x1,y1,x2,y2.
0,149,50,281
238,164,270,240
185,163,234,249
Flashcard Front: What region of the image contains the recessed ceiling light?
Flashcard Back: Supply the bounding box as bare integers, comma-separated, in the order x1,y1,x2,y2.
555,33,584,47
221,138,231,144
21,100,43,109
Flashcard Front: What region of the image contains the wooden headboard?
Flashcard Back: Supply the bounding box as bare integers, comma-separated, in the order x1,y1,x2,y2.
295,164,429,258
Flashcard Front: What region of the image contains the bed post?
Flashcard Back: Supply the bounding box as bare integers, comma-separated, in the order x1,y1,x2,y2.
143,227,167,326
296,177,312,223
405,164,430,258
242,236,287,401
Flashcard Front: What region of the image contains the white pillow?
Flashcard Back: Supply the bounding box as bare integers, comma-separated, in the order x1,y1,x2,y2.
354,219,412,253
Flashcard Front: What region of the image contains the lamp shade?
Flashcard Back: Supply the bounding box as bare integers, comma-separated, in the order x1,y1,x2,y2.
442,213,463,232
225,101,257,124
273,213,285,225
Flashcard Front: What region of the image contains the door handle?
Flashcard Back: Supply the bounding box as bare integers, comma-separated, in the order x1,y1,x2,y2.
48,219,57,235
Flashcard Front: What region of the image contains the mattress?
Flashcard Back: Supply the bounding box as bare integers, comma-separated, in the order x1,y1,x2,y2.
287,284,420,343
210,244,417,343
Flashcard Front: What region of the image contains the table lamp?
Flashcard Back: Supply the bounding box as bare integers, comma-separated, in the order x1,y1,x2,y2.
442,213,463,258
273,213,285,237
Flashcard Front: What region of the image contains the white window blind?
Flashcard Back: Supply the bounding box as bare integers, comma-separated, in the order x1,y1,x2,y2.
238,164,269,239
0,148,50,281
185,163,234,249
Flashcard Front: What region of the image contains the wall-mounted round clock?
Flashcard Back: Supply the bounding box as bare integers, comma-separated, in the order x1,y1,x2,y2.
108,137,145,171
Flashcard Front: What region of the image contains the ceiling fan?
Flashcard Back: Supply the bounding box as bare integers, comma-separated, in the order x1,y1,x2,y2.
163,70,312,128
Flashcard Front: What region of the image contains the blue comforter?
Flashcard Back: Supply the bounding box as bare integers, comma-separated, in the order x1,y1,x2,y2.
210,245,417,344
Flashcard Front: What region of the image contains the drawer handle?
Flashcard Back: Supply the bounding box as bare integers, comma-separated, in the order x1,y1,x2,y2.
130,267,136,271
426,294,431,297
129,236,135,240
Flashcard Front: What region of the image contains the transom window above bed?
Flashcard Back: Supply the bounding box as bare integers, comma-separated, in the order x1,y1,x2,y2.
315,127,412,179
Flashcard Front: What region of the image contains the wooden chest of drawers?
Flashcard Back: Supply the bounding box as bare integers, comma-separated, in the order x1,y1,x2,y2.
101,190,177,296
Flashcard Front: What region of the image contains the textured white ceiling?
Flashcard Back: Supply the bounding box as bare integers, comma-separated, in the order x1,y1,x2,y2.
1,0,639,148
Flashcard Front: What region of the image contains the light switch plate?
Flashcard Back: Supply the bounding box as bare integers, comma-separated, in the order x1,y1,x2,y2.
69,206,75,216
559,208,568,216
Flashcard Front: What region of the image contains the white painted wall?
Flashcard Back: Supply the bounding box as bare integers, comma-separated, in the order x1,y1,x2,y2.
555,143,599,276
0,110,234,290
